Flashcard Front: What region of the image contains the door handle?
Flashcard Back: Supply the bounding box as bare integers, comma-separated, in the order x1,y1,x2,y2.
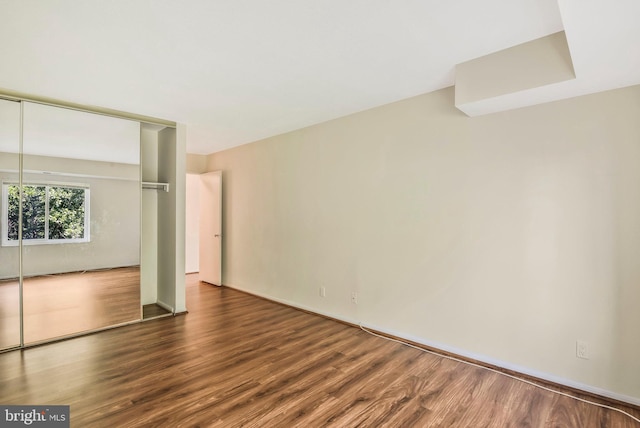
214,234,221,238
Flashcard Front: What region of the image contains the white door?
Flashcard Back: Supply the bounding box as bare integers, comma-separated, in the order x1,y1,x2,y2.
199,171,222,285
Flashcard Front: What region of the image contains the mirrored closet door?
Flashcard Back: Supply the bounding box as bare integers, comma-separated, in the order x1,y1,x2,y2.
0,98,22,350
19,102,142,344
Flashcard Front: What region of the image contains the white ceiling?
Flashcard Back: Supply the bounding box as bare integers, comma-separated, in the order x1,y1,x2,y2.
0,0,637,155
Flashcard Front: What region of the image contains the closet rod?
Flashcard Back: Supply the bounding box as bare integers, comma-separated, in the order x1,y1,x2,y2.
142,182,170,192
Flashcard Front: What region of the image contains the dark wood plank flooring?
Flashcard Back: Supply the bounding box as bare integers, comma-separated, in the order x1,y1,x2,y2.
0,273,638,427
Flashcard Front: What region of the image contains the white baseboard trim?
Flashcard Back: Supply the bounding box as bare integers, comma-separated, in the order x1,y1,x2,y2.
222,283,360,325
156,300,174,314
223,283,640,407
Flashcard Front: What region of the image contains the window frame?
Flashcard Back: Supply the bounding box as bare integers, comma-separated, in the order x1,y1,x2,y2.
1,181,91,247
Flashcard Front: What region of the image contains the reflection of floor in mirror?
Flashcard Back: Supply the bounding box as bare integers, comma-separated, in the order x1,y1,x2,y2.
0,266,140,347
0,278,20,349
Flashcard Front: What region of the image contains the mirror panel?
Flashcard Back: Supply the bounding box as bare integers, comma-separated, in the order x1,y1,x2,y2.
21,102,141,343
0,98,21,350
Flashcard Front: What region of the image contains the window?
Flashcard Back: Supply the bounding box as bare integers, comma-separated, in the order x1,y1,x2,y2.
2,182,90,246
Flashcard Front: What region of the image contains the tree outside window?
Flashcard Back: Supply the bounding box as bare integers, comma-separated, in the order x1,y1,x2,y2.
3,183,89,245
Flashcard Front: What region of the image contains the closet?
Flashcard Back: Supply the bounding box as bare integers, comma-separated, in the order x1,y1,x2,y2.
140,125,187,318
0,95,185,350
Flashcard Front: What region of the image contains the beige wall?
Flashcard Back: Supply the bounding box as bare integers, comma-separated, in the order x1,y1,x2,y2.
186,154,207,174
205,85,640,402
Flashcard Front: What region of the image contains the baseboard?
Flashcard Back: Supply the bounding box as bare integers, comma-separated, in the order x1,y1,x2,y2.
222,283,360,326
223,282,640,408
361,322,640,408
156,300,174,314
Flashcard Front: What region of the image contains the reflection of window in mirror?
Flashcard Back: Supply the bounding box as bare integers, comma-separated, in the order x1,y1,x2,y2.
1,182,90,246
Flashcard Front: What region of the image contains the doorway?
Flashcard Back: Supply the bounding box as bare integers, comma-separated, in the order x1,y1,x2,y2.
185,171,222,285
185,173,201,274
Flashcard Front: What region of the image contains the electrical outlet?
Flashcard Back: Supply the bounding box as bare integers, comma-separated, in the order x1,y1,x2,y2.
319,287,326,297
351,292,358,305
576,340,589,359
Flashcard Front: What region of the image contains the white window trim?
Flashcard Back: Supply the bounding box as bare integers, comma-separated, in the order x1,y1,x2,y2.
1,181,90,247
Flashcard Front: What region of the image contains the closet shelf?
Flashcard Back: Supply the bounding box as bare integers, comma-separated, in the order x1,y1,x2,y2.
142,181,170,192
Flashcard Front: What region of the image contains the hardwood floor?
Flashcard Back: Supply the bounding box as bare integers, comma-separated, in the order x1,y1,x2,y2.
0,267,140,347
0,273,638,427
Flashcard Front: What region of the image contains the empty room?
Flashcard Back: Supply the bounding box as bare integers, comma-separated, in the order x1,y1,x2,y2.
1,0,640,426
